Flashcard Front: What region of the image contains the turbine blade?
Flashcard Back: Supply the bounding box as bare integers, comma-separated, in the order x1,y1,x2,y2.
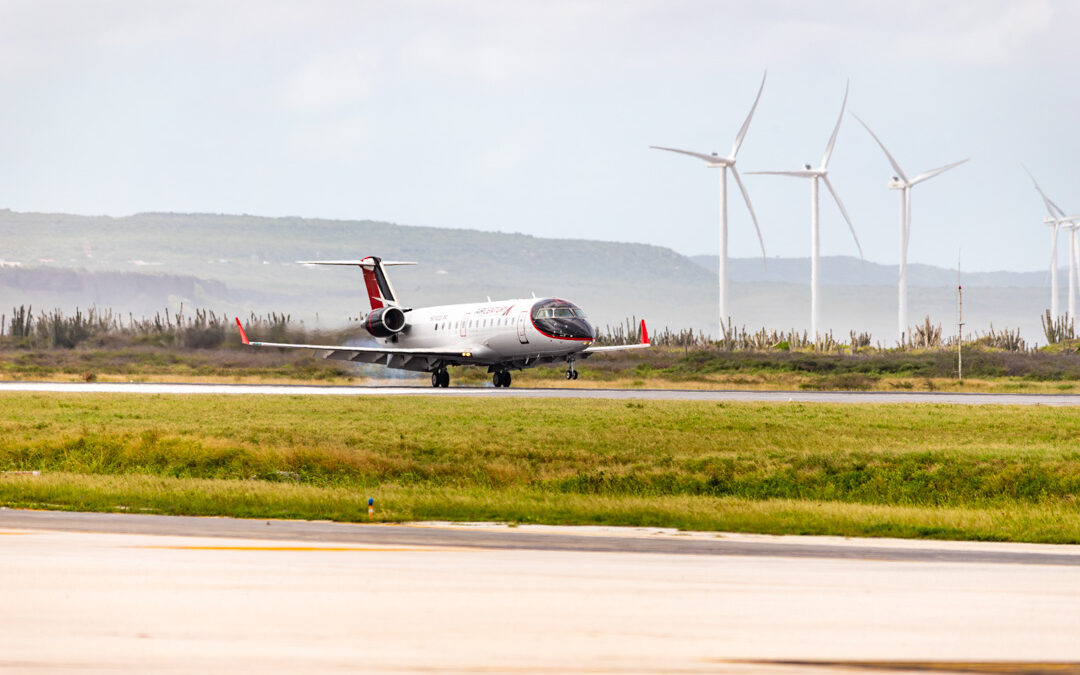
1047,196,1069,220
744,170,816,177
910,158,970,186
1023,164,1068,220
649,146,725,164
850,112,907,182
823,175,864,261
729,70,767,159
730,165,767,267
820,80,849,170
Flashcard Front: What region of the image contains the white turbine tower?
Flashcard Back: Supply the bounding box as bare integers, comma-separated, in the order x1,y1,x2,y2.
747,82,863,339
649,71,768,334
1025,167,1069,319
1050,218,1080,322
1068,220,1080,323
849,113,968,342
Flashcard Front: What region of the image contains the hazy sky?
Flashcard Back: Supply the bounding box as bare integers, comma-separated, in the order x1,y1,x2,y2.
2,0,1079,271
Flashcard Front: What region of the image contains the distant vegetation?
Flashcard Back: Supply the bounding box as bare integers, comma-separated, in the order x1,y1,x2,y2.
0,305,1034,352
0,305,336,351
5,306,1080,391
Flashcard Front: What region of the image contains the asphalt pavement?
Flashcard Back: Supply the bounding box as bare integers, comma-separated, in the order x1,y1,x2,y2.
3,380,1080,404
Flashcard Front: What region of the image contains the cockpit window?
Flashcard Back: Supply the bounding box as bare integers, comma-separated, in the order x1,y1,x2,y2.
538,307,586,318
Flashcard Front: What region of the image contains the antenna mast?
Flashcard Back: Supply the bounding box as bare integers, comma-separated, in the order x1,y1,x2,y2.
957,250,964,382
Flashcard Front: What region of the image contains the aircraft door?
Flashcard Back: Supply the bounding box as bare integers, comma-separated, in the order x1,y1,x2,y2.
517,310,529,344
460,313,470,338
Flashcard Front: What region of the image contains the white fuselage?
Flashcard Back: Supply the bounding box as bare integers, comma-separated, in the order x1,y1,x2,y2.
378,298,593,365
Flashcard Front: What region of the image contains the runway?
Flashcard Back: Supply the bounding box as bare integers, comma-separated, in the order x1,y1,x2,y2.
5,509,1080,566
4,380,1080,404
2,510,1079,673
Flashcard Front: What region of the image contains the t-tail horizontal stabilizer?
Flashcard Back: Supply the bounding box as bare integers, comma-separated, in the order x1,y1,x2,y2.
298,256,416,312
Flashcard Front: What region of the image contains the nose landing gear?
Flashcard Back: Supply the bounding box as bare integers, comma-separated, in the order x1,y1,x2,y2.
565,359,578,380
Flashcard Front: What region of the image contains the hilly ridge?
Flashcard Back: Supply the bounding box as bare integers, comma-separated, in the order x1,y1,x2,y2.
0,210,1059,341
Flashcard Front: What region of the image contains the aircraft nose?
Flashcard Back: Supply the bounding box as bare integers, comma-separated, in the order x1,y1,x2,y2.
573,319,597,340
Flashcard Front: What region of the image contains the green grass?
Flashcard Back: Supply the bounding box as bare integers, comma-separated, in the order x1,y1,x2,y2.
12,344,1080,393
2,394,1080,543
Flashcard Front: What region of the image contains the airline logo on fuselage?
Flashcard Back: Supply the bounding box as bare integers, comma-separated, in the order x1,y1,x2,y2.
473,305,515,316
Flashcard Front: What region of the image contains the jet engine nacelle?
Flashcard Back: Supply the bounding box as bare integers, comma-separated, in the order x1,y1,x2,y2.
364,306,407,338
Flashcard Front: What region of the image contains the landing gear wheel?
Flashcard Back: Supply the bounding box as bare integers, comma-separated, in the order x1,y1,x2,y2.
503,371,511,388
565,370,574,380
492,372,502,387
432,372,440,387
572,371,578,380
438,369,450,388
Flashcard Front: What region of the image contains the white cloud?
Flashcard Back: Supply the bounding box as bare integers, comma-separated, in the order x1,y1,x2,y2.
891,0,1059,66
284,48,381,113
285,113,376,162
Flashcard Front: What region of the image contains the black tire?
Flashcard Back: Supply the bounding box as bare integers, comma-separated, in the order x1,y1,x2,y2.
439,370,450,387
492,372,502,387
504,372,512,388
432,372,440,387
565,370,573,380
572,371,579,380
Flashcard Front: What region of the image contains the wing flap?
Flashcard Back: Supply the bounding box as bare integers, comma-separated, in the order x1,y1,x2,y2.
235,318,466,363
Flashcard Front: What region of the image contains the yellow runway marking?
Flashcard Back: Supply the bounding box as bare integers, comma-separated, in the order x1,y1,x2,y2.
715,660,1080,674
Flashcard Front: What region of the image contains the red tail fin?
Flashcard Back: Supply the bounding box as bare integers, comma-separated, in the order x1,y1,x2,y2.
640,319,649,345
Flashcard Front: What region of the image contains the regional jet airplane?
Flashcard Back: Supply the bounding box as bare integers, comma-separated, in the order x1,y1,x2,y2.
235,257,650,388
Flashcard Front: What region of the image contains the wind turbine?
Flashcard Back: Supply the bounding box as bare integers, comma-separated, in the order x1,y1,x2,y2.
849,113,968,342
649,71,768,335
1047,215,1080,323
1025,167,1069,319
1049,218,1078,322
747,82,863,339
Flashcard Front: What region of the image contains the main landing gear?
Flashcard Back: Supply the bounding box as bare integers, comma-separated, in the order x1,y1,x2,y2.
493,371,512,388
431,369,449,388
565,360,578,380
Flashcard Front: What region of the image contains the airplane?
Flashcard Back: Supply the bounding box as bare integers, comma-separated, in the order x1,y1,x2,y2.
234,256,650,388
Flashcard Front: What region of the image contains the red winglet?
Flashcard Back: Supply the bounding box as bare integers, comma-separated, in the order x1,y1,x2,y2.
640,319,649,345
235,317,250,345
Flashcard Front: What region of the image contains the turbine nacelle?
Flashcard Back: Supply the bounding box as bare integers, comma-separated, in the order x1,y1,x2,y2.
744,80,861,338
887,178,907,190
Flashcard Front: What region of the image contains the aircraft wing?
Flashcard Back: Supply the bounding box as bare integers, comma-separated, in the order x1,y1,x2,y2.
235,318,470,367
582,343,651,353
582,319,651,353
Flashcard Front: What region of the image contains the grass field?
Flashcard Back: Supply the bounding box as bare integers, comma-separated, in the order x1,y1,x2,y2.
8,345,1080,393
3,393,1080,543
